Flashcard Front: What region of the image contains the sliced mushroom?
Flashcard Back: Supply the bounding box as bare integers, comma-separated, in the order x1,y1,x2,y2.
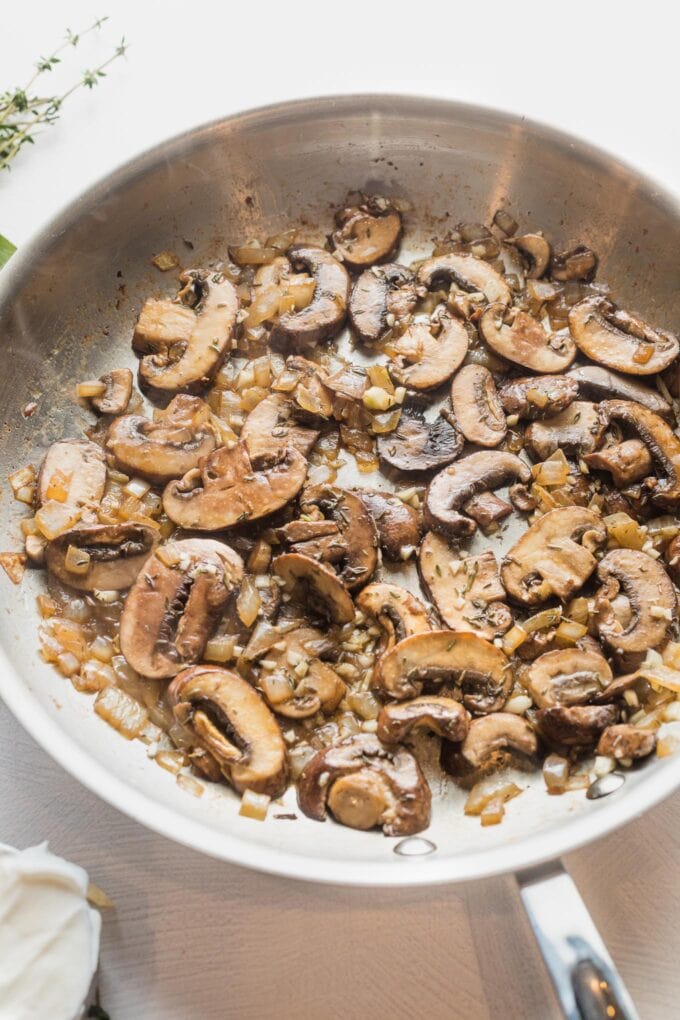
596,724,656,761
566,364,673,421
419,532,513,640
498,375,578,420
665,534,680,582
462,491,512,531
91,368,133,415
424,451,531,537
441,713,538,774
137,271,239,396
106,394,217,484
568,296,679,375
507,233,551,279
119,539,244,679
387,310,468,390
376,630,512,713
296,485,378,590
524,401,607,461
348,264,418,343
297,734,431,836
269,245,350,349
241,392,320,460
273,552,354,624
480,304,576,373
534,704,619,747
502,506,606,606
601,399,680,507
353,489,420,560
416,253,512,306
332,200,402,270
594,548,676,666
377,408,463,472
550,244,598,282
451,364,506,447
523,648,613,708
132,298,195,352
584,440,653,487
37,439,106,508
259,626,345,719
377,696,469,744
167,665,287,797
162,443,307,530
355,582,431,652
45,522,158,592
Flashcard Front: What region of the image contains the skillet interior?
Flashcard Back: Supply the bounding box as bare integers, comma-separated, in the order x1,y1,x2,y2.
1,94,680,885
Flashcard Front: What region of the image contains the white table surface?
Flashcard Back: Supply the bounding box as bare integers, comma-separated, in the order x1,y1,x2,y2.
3,2,680,1016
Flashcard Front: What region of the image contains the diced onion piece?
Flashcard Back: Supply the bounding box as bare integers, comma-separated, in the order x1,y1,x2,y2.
555,618,588,645
76,380,107,399
657,734,679,758
77,660,116,692
176,773,205,798
64,545,91,575
236,576,262,627
231,245,279,266
35,501,81,540
0,552,26,585
464,775,522,816
530,483,558,511
279,278,315,315
288,744,315,779
370,408,402,434
154,750,186,774
647,516,680,544
239,790,271,821
271,369,300,393
124,477,151,499
15,484,36,505
636,661,680,694
89,635,114,663
94,686,149,740
632,343,654,365
346,690,381,720
593,755,615,777
36,594,58,618
523,607,562,634
502,624,528,655
480,797,506,826
543,753,570,794
504,694,532,715
532,459,569,487
604,512,647,550
151,251,179,271
246,285,281,327
56,651,80,677
259,672,292,706
526,387,549,410
204,635,238,663
565,597,589,625
662,642,680,671
8,464,36,494
247,539,272,574
366,364,394,393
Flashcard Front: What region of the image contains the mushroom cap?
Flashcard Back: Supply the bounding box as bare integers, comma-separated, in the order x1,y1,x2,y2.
299,485,378,590
594,548,676,660
388,311,468,390
550,244,598,282
348,263,417,343
332,205,402,270
584,439,653,488
162,443,308,530
600,399,680,507
106,395,217,485
566,364,673,421
416,253,511,306
596,724,656,761
240,392,320,460
45,522,158,592
168,665,287,797
297,733,431,836
523,648,613,709
424,451,531,537
355,582,431,652
535,704,619,747
498,375,578,421
480,304,576,373
376,630,512,713
36,438,106,508
377,408,463,472
119,538,244,679
451,364,506,448
524,401,608,461
501,506,606,606
377,696,470,744
441,712,538,774
273,552,355,624
91,368,133,415
507,233,551,279
270,245,350,349
568,296,679,376
353,489,420,561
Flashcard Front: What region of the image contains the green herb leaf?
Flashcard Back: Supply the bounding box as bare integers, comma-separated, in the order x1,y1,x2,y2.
0,233,16,268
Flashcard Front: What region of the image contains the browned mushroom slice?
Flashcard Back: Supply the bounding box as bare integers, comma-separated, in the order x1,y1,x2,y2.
119,539,244,679
241,392,319,460
416,252,512,306
665,534,680,582
167,665,287,796
137,271,239,396
377,409,463,472
499,375,578,420
355,582,431,653
502,507,606,606
387,311,468,390
523,648,613,708
461,491,512,531
451,364,506,447
377,696,469,744
507,233,551,279
37,439,106,508
594,548,676,667
258,626,345,719
353,489,420,560
297,734,431,836
597,724,656,761
480,304,576,373
584,440,653,487
91,368,133,415
348,264,418,343
568,296,679,375
273,552,354,624
566,364,673,421
45,522,158,592
601,400,680,507
106,394,217,485
162,443,307,530
424,451,531,537
534,704,619,747
550,244,598,282
376,630,512,713
332,200,402,270
419,532,513,640
441,713,538,774
269,245,350,349
298,485,378,590
524,401,608,461
132,298,195,352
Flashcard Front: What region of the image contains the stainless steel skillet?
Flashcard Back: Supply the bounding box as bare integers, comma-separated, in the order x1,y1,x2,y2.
1,94,679,1019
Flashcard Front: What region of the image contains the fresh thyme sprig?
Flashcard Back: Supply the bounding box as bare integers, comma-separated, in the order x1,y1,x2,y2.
0,17,127,173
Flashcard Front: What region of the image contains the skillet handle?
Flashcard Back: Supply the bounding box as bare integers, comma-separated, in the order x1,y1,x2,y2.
517,861,639,1020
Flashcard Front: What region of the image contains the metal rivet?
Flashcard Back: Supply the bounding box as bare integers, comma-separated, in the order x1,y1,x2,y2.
393,836,437,857
586,772,626,800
